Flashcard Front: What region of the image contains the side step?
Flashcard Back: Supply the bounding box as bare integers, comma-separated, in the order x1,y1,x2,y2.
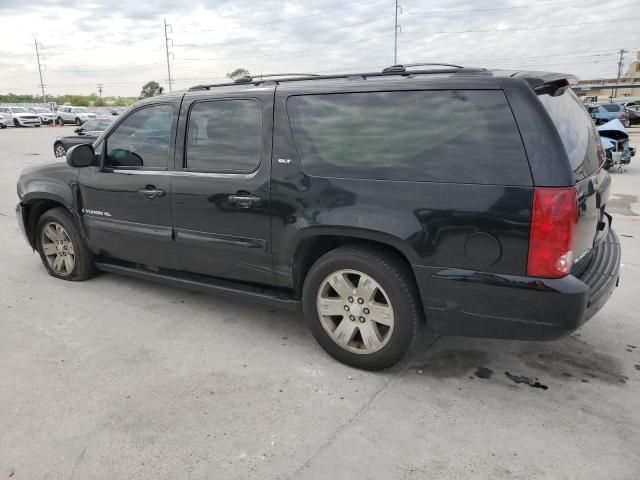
94,262,301,311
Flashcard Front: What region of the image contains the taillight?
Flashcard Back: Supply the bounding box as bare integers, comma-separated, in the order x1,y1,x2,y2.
527,187,578,278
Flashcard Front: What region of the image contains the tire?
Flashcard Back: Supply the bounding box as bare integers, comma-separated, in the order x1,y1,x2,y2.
75,117,82,126
0,125,6,129
35,124,41,128
13,119,20,127
35,207,96,281
57,117,64,126
54,143,66,157
302,246,422,370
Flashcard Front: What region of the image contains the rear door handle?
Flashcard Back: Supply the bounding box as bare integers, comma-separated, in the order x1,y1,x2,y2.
228,194,262,208
138,186,165,199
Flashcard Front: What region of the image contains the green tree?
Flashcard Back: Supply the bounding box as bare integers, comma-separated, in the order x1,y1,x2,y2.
139,81,163,99
226,68,250,80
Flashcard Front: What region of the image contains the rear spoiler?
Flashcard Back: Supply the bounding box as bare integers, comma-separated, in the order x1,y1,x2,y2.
510,71,578,97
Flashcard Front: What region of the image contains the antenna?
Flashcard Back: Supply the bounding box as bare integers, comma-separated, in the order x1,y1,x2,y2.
164,18,174,92
34,38,47,104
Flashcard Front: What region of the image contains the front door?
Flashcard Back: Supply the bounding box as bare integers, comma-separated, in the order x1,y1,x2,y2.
171,87,275,285
78,101,180,268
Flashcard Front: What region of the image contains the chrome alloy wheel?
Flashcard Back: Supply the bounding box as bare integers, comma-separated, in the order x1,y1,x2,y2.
54,144,66,157
316,269,394,354
41,222,75,276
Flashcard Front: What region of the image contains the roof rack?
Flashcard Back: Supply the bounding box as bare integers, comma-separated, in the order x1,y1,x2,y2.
188,63,487,91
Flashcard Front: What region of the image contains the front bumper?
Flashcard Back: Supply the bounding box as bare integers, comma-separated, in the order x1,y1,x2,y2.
415,230,621,340
17,118,41,126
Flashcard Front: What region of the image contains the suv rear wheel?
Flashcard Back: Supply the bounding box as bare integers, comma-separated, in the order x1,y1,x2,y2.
36,207,96,281
302,246,422,370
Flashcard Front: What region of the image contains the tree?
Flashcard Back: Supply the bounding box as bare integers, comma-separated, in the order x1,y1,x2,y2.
139,81,163,99
226,68,250,80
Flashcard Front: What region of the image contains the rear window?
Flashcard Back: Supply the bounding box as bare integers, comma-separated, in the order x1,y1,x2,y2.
538,90,601,181
286,90,531,185
601,104,622,112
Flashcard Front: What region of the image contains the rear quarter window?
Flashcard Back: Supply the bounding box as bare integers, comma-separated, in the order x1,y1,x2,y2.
538,90,601,181
286,90,531,185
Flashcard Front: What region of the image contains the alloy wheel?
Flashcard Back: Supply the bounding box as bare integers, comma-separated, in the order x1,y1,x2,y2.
40,222,75,276
54,144,66,157
316,269,394,354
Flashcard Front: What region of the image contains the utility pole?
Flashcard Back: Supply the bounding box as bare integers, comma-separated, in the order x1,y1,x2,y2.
34,38,46,105
97,83,104,101
612,48,627,100
394,0,402,64
164,18,174,92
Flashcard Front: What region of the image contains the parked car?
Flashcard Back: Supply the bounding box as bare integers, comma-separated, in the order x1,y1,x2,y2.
0,106,42,127
625,104,640,125
587,103,630,127
27,107,55,125
53,117,114,157
0,113,7,129
55,106,97,126
15,66,621,370
598,119,635,171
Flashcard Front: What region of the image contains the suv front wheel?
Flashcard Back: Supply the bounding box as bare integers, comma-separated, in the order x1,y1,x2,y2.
36,207,96,281
302,246,422,370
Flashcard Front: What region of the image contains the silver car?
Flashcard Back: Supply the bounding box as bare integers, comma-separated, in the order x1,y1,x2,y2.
55,106,97,126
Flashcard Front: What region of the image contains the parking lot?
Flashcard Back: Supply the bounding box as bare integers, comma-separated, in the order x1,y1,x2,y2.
1,125,640,479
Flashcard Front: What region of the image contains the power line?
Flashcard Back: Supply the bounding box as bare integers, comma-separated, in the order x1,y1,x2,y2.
408,0,592,16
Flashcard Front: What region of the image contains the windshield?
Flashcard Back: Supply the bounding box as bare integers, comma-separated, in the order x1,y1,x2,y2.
75,107,88,113
11,107,28,113
602,104,622,112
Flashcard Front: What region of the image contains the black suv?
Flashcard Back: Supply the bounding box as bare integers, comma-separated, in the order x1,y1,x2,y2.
16,65,621,370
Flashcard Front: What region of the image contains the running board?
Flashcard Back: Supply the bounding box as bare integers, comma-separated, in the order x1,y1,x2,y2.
94,262,301,311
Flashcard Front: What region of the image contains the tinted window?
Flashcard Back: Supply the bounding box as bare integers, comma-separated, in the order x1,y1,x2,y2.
538,90,601,181
98,119,113,131
186,100,262,173
82,120,99,131
105,104,172,169
601,104,622,112
286,90,530,184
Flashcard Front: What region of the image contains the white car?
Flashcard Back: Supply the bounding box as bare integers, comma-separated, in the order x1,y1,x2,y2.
0,106,42,127
55,106,97,126
0,114,7,129
28,107,55,125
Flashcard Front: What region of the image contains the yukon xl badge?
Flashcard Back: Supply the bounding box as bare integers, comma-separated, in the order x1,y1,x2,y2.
82,208,112,217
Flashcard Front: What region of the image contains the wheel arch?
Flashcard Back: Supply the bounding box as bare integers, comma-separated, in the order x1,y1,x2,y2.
290,229,421,303
21,195,74,248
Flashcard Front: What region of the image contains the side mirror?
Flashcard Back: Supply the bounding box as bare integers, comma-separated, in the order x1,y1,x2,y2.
74,127,82,134
66,144,95,168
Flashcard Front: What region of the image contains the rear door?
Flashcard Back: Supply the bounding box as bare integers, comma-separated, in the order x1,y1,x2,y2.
78,101,180,268
170,86,275,285
538,90,611,269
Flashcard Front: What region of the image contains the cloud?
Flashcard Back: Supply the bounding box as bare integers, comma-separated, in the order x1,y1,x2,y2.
0,0,638,96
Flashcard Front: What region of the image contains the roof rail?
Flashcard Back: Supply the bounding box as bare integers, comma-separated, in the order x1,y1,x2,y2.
188,63,487,91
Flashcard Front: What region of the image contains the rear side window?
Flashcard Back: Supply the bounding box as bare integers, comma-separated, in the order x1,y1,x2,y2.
185,99,262,173
286,90,530,185
538,90,601,181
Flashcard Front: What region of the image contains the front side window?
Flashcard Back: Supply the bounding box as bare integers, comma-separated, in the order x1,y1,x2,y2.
81,120,99,131
105,104,172,169
185,99,262,173
287,90,530,185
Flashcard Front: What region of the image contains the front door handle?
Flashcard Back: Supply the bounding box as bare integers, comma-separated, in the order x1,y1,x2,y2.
228,194,262,208
138,185,165,199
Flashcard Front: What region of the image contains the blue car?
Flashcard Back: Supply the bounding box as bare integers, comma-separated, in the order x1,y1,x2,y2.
587,103,630,127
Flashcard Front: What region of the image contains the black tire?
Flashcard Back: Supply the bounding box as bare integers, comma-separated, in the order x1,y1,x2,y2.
75,117,82,126
35,207,96,281
57,117,64,126
35,124,41,128
0,125,6,129
13,119,20,127
302,246,422,370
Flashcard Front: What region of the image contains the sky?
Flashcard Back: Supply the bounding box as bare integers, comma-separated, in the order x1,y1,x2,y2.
0,0,638,97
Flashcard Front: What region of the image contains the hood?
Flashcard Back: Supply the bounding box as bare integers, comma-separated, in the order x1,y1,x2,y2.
14,112,40,118
597,119,628,141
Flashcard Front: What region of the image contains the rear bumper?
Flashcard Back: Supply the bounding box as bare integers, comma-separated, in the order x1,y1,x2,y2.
416,230,621,340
